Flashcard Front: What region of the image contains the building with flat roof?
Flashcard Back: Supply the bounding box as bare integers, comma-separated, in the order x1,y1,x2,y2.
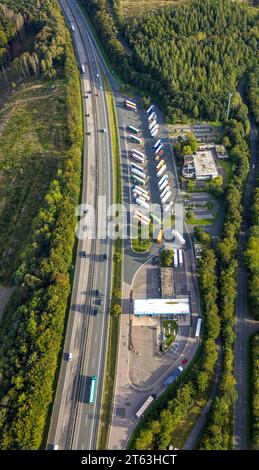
182,147,219,180
134,298,190,317
193,149,219,180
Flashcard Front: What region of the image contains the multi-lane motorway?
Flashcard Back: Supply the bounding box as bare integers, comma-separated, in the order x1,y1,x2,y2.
47,0,113,450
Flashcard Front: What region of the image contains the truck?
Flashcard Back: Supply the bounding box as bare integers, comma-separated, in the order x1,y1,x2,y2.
164,200,173,213
157,229,163,244
158,174,168,187
136,395,156,418
148,111,156,122
164,370,181,386
173,250,178,268
161,190,171,205
159,179,169,192
150,126,159,137
88,375,97,404
131,167,146,180
129,135,142,145
133,189,150,201
130,153,144,164
154,143,164,155
156,159,165,171
134,210,151,224
134,214,149,226
153,139,162,150
195,317,202,337
136,197,150,210
127,125,140,135
150,123,159,133
134,185,149,196
131,174,145,185
160,185,170,200
172,229,185,246
130,162,144,172
149,119,157,130
151,128,159,138
132,149,145,158
146,104,155,115
157,148,164,158
124,99,136,111
156,164,167,178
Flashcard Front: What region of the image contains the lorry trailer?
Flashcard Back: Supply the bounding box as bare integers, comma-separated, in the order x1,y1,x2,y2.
161,190,171,204
156,164,167,178
158,174,169,187
136,197,150,210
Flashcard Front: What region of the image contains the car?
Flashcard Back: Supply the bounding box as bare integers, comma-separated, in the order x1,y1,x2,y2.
82,251,86,258
152,256,159,265
83,225,87,232
96,73,99,78
102,128,107,133
86,131,91,135
86,113,90,117
181,358,188,365
178,365,184,372
93,308,99,316
96,289,101,297
83,209,88,215
99,86,102,90
95,93,99,97
68,352,73,362
99,299,104,306
53,444,59,450
252,164,255,169
102,253,107,260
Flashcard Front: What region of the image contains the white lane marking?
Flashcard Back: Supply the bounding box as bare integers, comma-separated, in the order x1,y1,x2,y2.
92,357,95,367
85,415,88,426
95,333,98,343
82,444,84,450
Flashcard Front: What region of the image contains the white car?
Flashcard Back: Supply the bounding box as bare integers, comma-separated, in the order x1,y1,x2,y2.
103,128,107,133
178,365,184,372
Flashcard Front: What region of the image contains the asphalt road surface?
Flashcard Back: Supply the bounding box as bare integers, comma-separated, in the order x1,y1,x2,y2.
47,0,113,450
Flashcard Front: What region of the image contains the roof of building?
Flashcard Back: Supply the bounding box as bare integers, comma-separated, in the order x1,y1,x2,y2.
134,298,190,316
193,149,218,178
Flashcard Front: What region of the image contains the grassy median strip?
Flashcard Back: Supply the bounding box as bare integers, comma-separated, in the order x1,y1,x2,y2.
97,75,122,449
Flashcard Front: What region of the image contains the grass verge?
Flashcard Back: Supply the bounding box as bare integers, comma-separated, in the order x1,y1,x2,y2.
97,75,123,450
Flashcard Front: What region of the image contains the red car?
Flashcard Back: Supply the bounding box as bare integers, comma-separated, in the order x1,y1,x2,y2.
181,358,188,365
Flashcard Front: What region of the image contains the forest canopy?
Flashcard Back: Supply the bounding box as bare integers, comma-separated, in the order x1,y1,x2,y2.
124,0,258,121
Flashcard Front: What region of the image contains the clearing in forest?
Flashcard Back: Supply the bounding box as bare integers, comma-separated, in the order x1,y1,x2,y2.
0,65,69,283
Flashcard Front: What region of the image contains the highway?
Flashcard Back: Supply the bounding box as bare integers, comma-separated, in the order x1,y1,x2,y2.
47,0,113,450
47,0,201,451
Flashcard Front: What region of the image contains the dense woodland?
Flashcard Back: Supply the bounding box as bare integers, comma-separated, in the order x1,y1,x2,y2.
83,0,258,122
198,96,251,449
250,333,259,449
0,0,83,449
245,181,259,319
246,65,259,126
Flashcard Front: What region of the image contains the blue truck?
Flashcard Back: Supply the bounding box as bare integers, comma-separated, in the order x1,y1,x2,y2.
164,366,183,386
